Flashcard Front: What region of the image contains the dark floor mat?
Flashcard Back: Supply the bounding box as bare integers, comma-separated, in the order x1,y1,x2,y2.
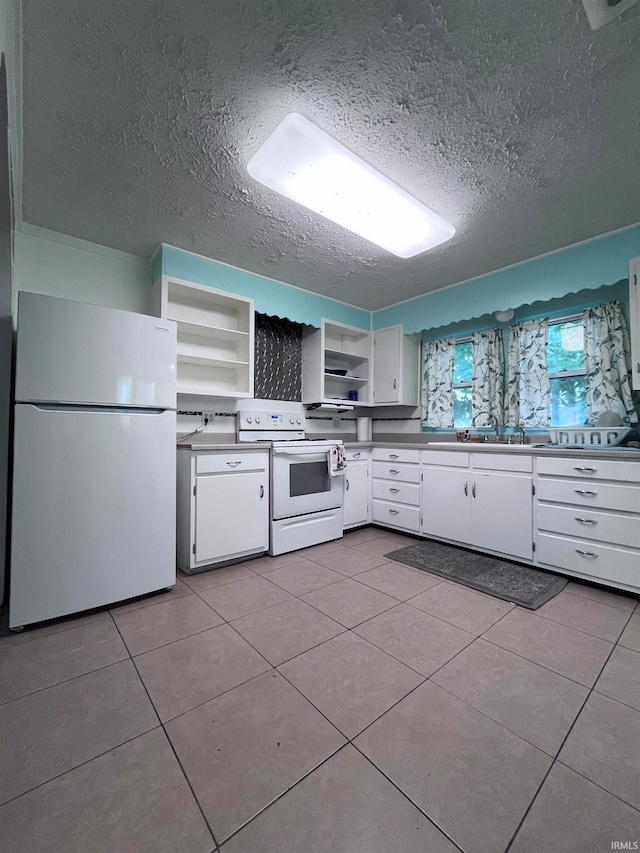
385,540,567,609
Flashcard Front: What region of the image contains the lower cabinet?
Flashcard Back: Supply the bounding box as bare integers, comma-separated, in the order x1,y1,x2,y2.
371,447,421,533
421,451,533,561
343,449,370,529
177,448,269,573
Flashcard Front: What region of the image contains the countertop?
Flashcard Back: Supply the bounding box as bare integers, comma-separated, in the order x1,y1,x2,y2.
177,434,640,460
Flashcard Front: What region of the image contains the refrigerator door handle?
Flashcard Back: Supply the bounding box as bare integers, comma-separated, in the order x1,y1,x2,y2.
29,404,166,415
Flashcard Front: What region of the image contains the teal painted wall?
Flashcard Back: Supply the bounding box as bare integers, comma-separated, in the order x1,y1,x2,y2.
159,245,370,330
373,224,640,333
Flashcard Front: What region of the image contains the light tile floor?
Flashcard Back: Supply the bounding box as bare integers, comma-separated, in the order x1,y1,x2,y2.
1,527,639,853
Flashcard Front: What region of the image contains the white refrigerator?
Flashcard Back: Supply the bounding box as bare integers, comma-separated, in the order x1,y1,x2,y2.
9,292,177,629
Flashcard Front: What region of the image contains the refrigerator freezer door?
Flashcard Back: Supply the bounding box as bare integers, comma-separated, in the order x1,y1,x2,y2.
9,405,177,628
15,292,176,409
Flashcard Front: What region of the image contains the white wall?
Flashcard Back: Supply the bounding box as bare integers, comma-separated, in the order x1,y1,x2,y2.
13,225,150,317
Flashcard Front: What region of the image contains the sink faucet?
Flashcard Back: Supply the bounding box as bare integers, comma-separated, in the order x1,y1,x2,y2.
472,411,501,442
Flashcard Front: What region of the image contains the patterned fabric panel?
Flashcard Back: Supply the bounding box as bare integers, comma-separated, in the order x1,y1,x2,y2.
254,313,304,401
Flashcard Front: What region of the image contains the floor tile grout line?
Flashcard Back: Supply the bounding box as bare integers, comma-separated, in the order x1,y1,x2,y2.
552,757,640,814
503,622,635,853
0,723,165,809
527,604,631,644
592,685,640,715
0,608,112,646
561,584,639,612
350,743,467,853
111,613,221,850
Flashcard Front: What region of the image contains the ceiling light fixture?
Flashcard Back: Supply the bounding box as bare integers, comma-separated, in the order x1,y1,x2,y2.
247,113,455,258
494,308,515,323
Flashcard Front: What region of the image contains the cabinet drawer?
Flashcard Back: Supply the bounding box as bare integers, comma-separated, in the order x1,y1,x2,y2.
372,499,420,532
195,451,269,474
372,461,420,483
372,480,420,506
472,453,532,473
537,456,640,483
421,450,469,468
536,478,640,513
537,533,640,592
372,447,420,464
345,447,369,462
536,503,640,549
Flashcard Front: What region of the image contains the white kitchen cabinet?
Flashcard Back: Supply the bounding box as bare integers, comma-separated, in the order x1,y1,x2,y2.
177,448,269,572
535,454,640,593
303,320,371,406
153,275,254,399
371,447,421,533
630,257,640,390
343,448,370,529
372,325,420,406
421,451,533,561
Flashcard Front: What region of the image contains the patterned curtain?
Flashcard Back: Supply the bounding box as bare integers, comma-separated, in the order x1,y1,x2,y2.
583,301,637,424
471,328,504,424
506,318,551,427
421,337,456,427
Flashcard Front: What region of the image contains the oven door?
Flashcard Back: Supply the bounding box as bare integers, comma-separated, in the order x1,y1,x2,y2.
272,446,344,520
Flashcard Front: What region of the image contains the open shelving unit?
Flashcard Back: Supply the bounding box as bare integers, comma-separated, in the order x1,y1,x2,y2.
303,320,372,405
154,276,254,399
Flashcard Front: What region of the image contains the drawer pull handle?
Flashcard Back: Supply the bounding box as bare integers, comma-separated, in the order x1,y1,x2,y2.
352,452,361,458
575,549,598,558
574,489,597,496
464,481,468,496
472,482,476,498
227,461,242,467
389,469,400,474
574,466,597,473
389,453,400,459
346,479,349,491
389,509,400,515
260,485,264,499
389,487,400,493
575,517,597,525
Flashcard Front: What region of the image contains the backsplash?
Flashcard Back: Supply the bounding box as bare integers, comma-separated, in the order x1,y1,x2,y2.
254,313,303,402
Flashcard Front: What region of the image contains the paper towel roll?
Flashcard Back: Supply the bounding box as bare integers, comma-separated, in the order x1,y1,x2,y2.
357,417,371,442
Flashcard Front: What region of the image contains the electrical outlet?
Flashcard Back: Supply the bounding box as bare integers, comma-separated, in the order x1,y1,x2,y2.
332,417,341,428
202,411,215,425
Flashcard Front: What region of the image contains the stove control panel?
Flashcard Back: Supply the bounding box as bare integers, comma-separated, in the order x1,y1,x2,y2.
237,410,304,431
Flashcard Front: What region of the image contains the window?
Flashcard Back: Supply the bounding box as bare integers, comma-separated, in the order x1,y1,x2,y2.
452,340,473,427
547,318,587,426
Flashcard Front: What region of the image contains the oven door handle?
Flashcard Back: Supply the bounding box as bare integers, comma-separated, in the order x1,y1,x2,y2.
272,448,336,460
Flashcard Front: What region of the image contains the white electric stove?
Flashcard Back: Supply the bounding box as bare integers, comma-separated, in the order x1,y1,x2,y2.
236,403,344,555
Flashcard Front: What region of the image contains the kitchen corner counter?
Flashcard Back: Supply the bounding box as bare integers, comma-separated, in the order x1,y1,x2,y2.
343,440,640,460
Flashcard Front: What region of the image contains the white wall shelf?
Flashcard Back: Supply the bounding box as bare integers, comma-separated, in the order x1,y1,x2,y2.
303,320,372,405
154,275,254,399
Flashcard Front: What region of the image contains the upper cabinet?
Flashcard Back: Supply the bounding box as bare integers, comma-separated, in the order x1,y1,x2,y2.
630,257,640,391
153,276,254,399
372,325,420,406
303,320,372,406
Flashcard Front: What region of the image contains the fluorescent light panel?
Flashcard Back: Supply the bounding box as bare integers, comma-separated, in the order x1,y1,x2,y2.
247,113,455,258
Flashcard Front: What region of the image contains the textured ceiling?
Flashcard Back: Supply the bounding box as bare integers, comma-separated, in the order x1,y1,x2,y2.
21,0,640,310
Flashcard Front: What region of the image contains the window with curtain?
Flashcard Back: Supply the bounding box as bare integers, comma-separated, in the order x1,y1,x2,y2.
421,329,504,428
506,300,637,427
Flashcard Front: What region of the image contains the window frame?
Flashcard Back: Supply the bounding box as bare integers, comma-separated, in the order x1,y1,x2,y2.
547,313,587,426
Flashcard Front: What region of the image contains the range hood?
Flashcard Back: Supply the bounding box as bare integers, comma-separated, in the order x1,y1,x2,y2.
306,402,355,414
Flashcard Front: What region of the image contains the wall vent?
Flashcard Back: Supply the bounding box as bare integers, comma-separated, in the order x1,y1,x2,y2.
581,0,640,29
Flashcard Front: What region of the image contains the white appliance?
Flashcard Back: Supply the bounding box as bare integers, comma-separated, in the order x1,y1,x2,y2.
237,403,344,555
9,292,177,629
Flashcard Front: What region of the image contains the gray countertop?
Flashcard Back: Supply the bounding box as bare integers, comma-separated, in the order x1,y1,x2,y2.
177,434,640,460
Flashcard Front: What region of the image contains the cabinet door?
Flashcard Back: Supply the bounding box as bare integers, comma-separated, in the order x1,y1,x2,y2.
470,472,532,560
343,461,369,527
195,472,268,563
422,467,471,543
373,326,401,404
630,257,640,390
